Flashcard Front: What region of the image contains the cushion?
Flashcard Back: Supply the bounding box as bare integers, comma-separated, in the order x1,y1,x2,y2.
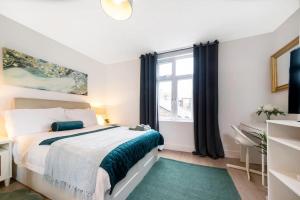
51,121,84,132
4,108,66,138
64,109,97,127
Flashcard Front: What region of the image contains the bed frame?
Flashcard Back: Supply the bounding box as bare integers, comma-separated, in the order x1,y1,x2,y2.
12,98,159,200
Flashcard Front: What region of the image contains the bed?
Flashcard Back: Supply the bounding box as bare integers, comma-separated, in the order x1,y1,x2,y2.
5,98,161,200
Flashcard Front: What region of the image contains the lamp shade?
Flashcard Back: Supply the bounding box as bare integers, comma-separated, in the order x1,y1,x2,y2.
92,107,106,116
101,0,132,20
92,106,108,125
96,115,105,126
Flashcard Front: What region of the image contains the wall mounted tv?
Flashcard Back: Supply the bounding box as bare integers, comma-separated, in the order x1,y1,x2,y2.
288,47,300,114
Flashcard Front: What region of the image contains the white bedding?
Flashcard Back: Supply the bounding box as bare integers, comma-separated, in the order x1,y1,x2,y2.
12,125,148,200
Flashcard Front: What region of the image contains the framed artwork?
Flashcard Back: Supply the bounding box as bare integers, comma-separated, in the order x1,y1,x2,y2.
270,36,299,93
2,48,88,95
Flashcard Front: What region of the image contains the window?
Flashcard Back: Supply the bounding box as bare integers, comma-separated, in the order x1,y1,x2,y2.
157,53,193,121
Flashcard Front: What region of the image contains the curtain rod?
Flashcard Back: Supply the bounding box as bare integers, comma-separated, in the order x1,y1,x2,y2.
157,40,218,55
157,46,193,55
148,40,219,56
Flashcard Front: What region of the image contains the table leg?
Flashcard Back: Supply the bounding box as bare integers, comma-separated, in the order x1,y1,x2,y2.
262,151,265,186
4,178,10,187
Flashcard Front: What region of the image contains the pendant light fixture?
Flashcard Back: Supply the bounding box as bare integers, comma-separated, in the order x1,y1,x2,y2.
101,0,133,20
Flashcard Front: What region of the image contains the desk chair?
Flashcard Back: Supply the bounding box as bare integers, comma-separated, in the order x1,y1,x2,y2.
226,125,264,181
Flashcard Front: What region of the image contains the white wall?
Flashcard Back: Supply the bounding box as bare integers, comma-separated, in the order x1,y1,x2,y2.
104,9,300,158
104,59,195,152
219,33,274,156
105,59,140,127
104,33,274,156
0,15,107,134
271,10,300,110
1,9,297,157
159,121,194,152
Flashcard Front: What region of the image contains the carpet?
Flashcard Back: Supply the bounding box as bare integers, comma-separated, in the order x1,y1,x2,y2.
127,158,241,200
0,188,44,200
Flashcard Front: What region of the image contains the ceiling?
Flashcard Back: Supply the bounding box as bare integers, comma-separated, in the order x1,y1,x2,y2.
0,0,299,64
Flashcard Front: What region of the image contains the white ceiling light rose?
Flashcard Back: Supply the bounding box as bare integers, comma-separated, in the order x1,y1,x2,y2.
101,0,133,21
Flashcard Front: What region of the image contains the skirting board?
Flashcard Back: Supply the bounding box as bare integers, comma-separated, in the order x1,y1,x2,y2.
164,143,195,152
13,149,159,200
164,143,240,159
224,149,240,158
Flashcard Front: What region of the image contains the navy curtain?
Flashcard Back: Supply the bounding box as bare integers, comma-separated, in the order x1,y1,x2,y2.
193,41,224,159
140,53,159,131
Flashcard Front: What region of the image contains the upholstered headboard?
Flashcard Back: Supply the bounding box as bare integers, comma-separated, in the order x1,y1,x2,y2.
13,98,91,109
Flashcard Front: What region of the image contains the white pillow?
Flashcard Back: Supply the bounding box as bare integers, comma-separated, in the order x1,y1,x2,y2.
4,108,66,138
64,109,97,127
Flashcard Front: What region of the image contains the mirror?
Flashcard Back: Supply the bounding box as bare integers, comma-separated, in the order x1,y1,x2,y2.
271,36,299,92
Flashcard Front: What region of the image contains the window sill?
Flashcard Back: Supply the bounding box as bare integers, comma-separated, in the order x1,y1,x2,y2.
159,119,193,123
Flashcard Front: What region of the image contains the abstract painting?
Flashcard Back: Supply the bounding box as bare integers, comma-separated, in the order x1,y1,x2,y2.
2,48,88,95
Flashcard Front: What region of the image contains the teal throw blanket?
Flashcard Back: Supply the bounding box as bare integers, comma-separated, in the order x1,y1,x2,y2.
100,130,164,194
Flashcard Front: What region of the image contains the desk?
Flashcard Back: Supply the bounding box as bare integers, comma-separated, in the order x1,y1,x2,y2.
239,122,267,186
240,122,266,133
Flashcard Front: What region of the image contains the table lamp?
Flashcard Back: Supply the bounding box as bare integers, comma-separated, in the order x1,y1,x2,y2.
92,107,109,125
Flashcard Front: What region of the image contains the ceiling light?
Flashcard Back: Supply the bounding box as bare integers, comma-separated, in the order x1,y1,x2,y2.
101,0,132,21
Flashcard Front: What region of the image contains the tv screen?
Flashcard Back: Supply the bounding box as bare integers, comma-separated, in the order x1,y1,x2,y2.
288,47,300,114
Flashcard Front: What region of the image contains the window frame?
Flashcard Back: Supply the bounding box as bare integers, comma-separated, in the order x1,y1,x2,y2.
157,54,193,122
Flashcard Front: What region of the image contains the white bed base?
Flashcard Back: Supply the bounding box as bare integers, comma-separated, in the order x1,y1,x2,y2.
13,149,159,200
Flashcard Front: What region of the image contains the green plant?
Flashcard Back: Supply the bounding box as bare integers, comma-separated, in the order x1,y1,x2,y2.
251,131,267,155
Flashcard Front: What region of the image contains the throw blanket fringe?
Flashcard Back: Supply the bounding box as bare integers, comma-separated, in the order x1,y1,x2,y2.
44,175,93,200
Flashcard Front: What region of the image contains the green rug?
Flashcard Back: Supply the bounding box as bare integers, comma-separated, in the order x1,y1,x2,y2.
0,188,43,200
127,158,240,200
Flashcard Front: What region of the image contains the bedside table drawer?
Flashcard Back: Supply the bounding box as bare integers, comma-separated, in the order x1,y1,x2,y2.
0,148,9,181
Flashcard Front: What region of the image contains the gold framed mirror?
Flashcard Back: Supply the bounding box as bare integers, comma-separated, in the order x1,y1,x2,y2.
271,36,299,93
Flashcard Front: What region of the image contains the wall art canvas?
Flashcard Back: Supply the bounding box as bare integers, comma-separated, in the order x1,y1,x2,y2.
2,48,88,95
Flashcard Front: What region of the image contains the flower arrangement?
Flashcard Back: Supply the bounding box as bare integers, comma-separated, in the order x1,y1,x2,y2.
256,104,285,120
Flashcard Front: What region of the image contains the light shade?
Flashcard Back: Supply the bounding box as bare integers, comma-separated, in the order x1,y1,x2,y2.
101,0,132,20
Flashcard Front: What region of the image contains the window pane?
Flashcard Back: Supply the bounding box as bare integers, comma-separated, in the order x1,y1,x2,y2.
176,57,193,76
158,63,172,76
177,79,193,120
158,81,172,119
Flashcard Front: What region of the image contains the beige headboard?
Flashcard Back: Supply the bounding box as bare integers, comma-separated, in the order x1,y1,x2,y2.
13,98,91,109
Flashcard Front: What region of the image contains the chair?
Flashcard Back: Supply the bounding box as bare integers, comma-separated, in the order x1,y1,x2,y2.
226,125,263,181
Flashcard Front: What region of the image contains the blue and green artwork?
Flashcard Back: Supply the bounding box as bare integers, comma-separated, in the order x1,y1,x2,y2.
2,48,88,95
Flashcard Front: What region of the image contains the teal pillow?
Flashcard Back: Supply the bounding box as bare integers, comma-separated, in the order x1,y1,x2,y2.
51,121,84,132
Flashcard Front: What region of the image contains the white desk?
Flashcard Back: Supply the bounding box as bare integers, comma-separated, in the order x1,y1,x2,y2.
240,122,266,133
239,122,267,186
239,122,266,164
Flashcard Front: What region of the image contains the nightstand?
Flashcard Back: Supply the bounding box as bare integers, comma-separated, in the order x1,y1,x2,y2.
0,137,12,187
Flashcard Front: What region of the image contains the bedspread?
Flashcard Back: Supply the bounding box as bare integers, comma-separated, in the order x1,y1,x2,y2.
40,126,163,200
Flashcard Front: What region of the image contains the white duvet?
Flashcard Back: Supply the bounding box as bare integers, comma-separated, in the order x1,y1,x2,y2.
12,125,147,200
